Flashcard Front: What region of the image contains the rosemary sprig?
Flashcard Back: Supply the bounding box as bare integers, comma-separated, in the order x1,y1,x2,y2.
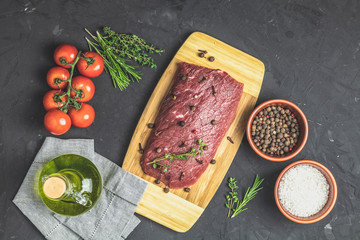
225,175,264,218
147,139,206,172
84,27,163,90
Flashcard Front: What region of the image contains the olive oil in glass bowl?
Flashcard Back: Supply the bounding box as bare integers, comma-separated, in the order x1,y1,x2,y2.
39,154,102,216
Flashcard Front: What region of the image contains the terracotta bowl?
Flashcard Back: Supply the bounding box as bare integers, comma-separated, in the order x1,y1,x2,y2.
274,160,337,224
246,99,308,161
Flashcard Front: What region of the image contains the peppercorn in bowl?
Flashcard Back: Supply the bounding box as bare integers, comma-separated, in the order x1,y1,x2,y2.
246,99,308,161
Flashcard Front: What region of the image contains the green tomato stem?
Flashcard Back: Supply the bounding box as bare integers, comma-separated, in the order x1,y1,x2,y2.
59,51,82,113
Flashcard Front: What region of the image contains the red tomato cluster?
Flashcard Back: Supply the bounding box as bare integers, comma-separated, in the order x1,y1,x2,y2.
43,44,104,135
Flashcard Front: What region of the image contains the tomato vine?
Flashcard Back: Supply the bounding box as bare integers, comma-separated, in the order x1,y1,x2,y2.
54,52,85,113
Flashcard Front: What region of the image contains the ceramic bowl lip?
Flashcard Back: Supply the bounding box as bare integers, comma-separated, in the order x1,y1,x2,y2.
274,160,338,224
246,99,309,162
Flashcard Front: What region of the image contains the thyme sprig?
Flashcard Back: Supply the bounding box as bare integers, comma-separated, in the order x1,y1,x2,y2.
84,27,163,90
225,175,264,218
226,177,239,217
147,139,207,172
102,27,164,68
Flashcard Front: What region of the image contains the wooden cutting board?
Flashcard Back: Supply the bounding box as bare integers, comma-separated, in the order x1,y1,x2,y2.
122,32,265,232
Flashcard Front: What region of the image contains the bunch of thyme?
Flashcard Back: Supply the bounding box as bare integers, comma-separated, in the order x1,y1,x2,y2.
84,27,163,90
102,27,163,68
226,177,239,217
147,139,207,172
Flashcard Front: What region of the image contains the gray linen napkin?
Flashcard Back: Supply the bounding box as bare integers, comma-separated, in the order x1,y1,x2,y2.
13,137,148,240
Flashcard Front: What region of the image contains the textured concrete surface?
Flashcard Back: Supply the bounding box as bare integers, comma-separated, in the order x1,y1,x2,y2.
0,0,359,239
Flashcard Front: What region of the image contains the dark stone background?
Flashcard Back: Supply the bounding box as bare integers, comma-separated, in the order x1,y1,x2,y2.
1,0,359,239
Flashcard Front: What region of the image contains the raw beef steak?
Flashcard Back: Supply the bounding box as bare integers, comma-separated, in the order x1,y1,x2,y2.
141,62,244,189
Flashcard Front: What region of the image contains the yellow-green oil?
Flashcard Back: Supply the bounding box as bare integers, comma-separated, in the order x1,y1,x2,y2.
39,154,102,216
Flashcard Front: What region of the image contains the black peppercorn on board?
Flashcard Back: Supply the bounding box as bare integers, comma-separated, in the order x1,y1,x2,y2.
122,32,265,232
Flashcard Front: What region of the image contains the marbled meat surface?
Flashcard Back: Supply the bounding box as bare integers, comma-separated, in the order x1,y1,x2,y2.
141,62,244,189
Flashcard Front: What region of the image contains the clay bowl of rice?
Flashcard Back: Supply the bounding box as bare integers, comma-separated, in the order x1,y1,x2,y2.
274,160,337,224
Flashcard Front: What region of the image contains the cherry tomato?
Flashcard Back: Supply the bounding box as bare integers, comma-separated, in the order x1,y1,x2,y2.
43,90,67,111
46,66,69,89
70,76,95,102
68,103,95,128
77,52,104,78
44,109,71,135
54,44,78,69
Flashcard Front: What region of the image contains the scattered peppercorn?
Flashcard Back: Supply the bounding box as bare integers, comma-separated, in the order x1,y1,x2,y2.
210,159,216,164
164,188,169,193
190,105,196,111
181,75,187,80
203,145,208,150
208,56,215,62
251,105,300,156
212,86,217,96
198,52,205,58
198,49,208,54
155,130,163,136
195,159,203,164
179,172,185,180
179,121,185,127
211,120,217,125
199,76,206,83
147,123,155,128
139,143,144,154
184,188,191,192
155,179,161,184
156,147,162,153
171,94,177,100
227,136,234,144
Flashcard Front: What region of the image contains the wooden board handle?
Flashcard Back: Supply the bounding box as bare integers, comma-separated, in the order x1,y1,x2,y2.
136,183,204,232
